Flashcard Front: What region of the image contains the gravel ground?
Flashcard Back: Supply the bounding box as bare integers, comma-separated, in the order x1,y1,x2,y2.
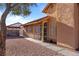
6,38,63,56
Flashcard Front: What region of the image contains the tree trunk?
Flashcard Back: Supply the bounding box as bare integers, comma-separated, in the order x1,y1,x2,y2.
0,7,10,56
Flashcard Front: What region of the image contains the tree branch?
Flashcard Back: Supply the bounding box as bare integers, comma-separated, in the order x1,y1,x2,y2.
1,4,10,25
10,4,19,9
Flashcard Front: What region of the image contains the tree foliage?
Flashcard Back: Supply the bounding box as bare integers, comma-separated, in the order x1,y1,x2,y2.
0,3,37,16
0,3,37,56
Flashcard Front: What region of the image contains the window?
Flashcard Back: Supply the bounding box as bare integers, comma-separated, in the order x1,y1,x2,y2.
34,25,41,33
27,26,32,32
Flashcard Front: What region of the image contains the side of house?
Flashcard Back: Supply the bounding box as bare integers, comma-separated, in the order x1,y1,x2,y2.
43,3,79,50
23,16,57,43
23,3,79,50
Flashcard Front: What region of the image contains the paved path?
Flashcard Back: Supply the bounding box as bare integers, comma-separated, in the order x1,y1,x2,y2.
25,38,79,56
6,38,62,56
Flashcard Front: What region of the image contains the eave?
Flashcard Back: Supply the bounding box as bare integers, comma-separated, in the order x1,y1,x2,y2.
23,16,51,26
42,3,51,13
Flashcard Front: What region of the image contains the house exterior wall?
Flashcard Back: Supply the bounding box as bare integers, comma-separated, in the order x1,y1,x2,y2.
56,4,76,49
25,25,34,38
23,16,57,43
44,3,79,49
43,4,57,43
23,18,51,42
74,4,79,49
33,23,41,40
48,17,57,42
24,23,42,40
22,3,79,50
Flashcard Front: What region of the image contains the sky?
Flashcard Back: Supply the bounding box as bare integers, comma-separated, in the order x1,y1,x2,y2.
0,3,47,25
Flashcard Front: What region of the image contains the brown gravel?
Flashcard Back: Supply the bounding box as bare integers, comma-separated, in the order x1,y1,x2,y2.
6,38,63,56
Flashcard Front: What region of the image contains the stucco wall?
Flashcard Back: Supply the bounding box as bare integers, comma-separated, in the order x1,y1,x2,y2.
45,4,57,18
45,3,79,49
44,4,57,43
24,24,41,40
74,4,79,49
48,17,57,42
33,24,41,40
56,4,78,49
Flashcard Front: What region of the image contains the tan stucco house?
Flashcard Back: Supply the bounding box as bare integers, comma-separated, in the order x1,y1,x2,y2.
23,16,55,42
23,3,79,50
43,3,79,50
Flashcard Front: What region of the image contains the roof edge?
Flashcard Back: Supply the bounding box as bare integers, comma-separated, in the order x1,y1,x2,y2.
42,3,51,13
23,16,50,26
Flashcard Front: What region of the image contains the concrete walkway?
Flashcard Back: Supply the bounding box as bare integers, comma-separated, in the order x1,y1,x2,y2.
25,38,79,56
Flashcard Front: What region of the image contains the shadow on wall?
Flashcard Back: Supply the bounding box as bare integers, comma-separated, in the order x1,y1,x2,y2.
23,30,29,38
57,21,78,49
48,17,57,43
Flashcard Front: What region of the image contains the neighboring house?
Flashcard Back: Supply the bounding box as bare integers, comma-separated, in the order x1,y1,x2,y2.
7,22,23,37
23,3,79,50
